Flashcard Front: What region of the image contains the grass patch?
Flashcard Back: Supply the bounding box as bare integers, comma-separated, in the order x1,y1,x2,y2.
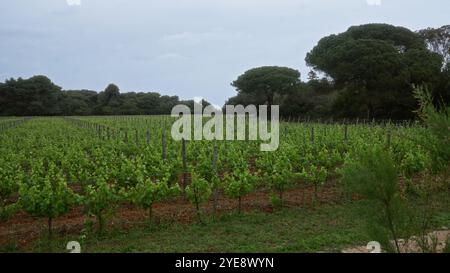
26,201,372,253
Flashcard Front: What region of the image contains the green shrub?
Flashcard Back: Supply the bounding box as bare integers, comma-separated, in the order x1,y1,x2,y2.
413,85,450,171
341,146,413,252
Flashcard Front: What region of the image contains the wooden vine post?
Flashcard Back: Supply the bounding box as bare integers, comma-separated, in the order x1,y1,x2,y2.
181,138,188,191
135,129,139,145
161,129,167,160
212,142,219,215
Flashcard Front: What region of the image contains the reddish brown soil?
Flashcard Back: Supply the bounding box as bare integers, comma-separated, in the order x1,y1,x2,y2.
0,182,342,250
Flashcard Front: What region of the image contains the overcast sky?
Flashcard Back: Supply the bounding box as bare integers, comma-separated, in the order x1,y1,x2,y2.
0,0,448,105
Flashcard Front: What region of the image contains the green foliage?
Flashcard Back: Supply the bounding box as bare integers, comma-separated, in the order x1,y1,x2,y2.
306,23,444,120
18,163,80,237
407,172,450,253
341,146,412,252
128,175,180,220
342,146,397,198
83,178,119,233
231,66,301,109
224,168,255,213
399,149,432,178
0,77,211,116
0,203,20,221
1,114,448,251
343,144,448,253
413,85,450,171
0,76,61,116
299,165,328,201
266,155,294,207
186,173,212,222
0,161,21,206
112,155,147,188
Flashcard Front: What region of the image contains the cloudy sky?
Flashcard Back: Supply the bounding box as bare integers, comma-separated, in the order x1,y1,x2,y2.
0,0,448,105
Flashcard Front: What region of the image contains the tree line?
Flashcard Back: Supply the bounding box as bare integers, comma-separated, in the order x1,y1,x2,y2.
227,24,450,120
1,23,449,119
0,78,209,116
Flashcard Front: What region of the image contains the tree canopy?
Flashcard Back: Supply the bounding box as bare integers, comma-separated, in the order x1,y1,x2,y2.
0,76,205,116
305,23,444,119
231,66,301,116
225,24,449,120
0,76,61,116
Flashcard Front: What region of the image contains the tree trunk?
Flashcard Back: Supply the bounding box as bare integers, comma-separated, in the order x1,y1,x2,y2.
193,187,202,223
212,142,219,217
181,138,187,192
385,202,401,253
195,201,202,223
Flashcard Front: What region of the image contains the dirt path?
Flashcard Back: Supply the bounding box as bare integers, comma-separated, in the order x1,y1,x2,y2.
342,230,450,253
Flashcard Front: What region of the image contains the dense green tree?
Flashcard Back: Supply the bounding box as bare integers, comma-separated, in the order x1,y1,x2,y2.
231,66,301,117
136,92,161,114
306,24,444,119
0,76,207,116
280,80,336,119
224,92,265,108
96,84,122,115
226,76,336,120
58,90,97,116
0,76,62,116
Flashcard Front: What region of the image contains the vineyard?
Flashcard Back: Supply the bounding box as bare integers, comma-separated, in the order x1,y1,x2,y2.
0,115,449,252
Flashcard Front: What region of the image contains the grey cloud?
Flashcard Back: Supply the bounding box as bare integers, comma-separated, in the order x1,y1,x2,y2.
0,0,449,105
